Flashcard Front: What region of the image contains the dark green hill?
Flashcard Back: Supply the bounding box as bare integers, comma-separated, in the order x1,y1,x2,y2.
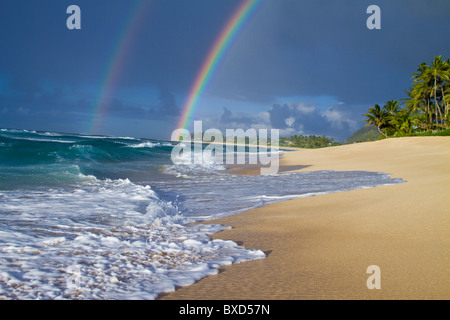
345,125,381,144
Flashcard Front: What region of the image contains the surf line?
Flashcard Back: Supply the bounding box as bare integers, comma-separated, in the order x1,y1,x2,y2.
176,0,262,132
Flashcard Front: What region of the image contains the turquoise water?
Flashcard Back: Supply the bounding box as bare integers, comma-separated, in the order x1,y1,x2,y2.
0,128,173,189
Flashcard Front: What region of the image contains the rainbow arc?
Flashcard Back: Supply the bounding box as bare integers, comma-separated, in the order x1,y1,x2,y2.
177,0,262,131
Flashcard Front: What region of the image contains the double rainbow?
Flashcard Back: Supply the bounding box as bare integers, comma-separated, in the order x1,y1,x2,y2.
176,0,262,131
88,0,261,135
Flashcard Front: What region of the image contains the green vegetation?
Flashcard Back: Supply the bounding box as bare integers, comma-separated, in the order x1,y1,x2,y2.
364,56,450,138
388,128,450,138
344,125,380,144
279,134,339,148
280,56,450,148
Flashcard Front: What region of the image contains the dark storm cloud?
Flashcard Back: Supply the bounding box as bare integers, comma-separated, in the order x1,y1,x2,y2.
1,0,450,139
220,107,256,125
0,0,245,92
153,90,180,118
0,78,179,133
211,0,450,105
0,0,242,136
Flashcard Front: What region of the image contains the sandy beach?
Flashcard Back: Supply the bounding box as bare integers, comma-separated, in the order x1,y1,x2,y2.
158,137,450,300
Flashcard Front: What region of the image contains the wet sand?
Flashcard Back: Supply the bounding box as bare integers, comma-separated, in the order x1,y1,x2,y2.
159,137,450,300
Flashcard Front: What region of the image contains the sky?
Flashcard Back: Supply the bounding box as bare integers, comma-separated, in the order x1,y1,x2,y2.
1,0,450,142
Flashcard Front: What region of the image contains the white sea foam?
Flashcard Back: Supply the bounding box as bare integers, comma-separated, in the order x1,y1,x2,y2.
74,134,138,140
167,148,227,175
156,168,404,220
41,131,63,136
2,136,76,144
127,141,173,148
0,177,265,300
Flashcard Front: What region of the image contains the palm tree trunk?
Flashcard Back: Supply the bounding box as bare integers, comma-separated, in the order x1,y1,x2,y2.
434,76,444,127
442,87,448,126
377,125,387,138
427,98,432,130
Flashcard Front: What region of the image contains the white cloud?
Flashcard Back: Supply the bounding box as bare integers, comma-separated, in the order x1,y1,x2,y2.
285,117,295,127
280,126,303,138
295,103,316,115
322,107,359,131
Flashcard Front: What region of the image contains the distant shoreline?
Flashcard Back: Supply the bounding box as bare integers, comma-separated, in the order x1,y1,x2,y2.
174,139,303,151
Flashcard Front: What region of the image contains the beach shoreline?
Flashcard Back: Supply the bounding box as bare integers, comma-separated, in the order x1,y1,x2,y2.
158,137,450,300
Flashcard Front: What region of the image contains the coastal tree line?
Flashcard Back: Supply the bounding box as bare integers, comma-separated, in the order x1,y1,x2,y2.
279,135,337,148
364,56,450,137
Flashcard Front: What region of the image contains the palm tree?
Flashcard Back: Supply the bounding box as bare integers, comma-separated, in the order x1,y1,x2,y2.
410,57,450,128
427,56,449,126
441,59,450,119
444,86,450,115
364,104,389,138
410,62,433,128
411,62,434,128
391,109,413,134
411,82,434,129
384,100,400,115
364,56,449,137
444,82,450,128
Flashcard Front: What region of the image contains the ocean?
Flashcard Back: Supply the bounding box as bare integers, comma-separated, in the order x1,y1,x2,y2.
0,128,403,299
